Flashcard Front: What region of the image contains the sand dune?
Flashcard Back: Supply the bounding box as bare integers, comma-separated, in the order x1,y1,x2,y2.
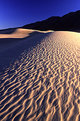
0,29,80,121
0,28,53,38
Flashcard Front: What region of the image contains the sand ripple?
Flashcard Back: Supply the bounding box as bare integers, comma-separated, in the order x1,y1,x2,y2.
0,31,80,121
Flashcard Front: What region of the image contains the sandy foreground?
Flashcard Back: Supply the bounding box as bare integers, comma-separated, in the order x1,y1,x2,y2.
0,29,80,121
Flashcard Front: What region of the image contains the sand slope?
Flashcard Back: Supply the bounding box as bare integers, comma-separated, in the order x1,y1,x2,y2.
0,29,80,121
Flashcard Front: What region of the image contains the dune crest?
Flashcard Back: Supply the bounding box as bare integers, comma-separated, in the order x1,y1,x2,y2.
0,28,53,38
0,29,80,121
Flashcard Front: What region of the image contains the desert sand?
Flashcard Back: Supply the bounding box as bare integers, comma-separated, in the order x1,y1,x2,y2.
0,29,80,121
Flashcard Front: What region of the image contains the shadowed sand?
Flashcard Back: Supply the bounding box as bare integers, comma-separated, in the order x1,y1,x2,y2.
0,29,80,121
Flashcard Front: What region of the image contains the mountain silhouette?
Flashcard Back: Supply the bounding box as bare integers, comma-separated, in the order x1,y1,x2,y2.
22,10,80,31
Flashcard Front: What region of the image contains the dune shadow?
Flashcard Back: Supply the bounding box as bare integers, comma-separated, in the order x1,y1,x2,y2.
0,31,45,44
0,31,51,72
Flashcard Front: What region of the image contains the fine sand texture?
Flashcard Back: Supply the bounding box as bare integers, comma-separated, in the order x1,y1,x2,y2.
0,29,80,121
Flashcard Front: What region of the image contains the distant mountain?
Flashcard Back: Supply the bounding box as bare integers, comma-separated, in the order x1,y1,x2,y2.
22,10,80,31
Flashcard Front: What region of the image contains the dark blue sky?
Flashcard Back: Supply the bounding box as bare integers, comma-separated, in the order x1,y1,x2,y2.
0,0,80,29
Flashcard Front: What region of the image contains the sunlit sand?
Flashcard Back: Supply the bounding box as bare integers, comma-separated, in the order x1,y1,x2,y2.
0,29,80,121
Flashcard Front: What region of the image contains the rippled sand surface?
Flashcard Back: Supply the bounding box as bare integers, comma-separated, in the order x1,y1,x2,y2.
0,29,80,121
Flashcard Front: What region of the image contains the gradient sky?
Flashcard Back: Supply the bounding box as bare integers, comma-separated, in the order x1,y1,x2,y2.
0,0,80,29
